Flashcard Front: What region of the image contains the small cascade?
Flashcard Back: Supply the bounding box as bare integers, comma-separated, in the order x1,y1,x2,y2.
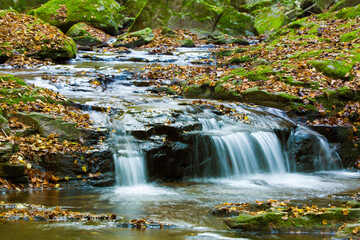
193,118,290,177
192,118,340,178
110,120,147,186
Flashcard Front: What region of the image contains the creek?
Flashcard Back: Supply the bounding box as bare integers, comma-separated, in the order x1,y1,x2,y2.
0,47,360,240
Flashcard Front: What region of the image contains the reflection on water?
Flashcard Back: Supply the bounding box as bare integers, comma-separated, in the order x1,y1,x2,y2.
0,172,359,240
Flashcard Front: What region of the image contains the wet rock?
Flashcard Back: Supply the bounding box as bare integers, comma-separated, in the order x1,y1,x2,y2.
0,142,14,162
31,0,124,35
309,125,352,143
38,143,114,179
286,127,341,171
225,206,360,233
334,221,360,239
145,140,191,181
0,163,26,178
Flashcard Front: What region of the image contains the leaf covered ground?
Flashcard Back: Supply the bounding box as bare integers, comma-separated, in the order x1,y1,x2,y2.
0,74,97,190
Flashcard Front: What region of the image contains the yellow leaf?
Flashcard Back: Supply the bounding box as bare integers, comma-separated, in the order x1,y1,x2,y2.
353,226,359,234
322,219,327,225
27,163,32,169
64,176,69,181
82,165,87,172
55,183,60,188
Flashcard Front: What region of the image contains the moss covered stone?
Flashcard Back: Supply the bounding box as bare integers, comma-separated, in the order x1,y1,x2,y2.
254,7,291,35
179,39,195,47
128,0,256,36
308,59,354,80
0,0,49,13
0,11,76,62
339,29,360,42
114,27,154,48
66,22,104,46
31,0,124,35
216,6,257,36
225,207,360,233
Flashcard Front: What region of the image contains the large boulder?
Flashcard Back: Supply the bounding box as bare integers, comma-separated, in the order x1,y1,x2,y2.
66,22,109,47
0,10,76,63
128,0,257,36
31,0,124,35
0,0,49,13
254,7,291,35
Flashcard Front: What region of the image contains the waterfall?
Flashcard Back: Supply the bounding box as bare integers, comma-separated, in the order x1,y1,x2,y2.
192,118,290,177
110,120,147,186
191,118,340,178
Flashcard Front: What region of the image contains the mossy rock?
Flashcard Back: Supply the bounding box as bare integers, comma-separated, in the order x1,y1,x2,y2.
66,22,104,46
335,221,360,239
330,0,360,12
225,207,360,233
179,39,195,47
254,7,291,35
211,85,243,101
184,84,213,99
216,6,257,36
242,87,299,109
114,27,154,48
14,112,84,142
31,0,124,35
0,0,49,13
237,0,276,14
325,4,360,20
308,59,354,80
119,0,146,18
339,29,360,42
0,11,76,62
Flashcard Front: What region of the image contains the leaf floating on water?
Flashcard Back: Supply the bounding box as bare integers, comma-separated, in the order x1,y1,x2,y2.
82,166,87,172
353,226,359,234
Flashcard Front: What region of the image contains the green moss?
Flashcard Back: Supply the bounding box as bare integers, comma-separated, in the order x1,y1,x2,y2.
216,6,257,36
32,0,123,35
212,85,242,101
227,55,252,64
254,7,291,35
238,0,276,14
114,27,154,48
308,59,354,80
184,84,212,99
339,29,360,42
179,39,195,47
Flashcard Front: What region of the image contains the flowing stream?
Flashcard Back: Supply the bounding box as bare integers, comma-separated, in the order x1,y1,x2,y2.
0,47,359,240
